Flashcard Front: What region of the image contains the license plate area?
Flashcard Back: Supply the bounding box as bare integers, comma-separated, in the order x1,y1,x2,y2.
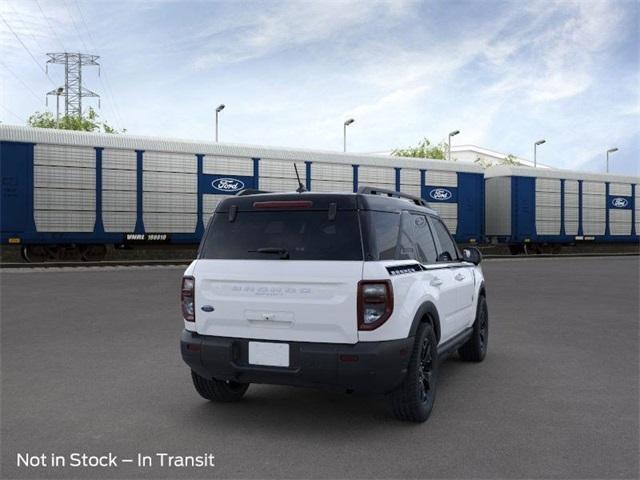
248,341,290,367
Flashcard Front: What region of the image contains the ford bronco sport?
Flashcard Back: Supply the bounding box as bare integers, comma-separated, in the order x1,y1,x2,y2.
180,187,488,422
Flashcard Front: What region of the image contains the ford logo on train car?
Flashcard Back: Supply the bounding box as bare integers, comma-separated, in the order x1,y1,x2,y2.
212,178,245,192
611,197,629,208
429,188,452,201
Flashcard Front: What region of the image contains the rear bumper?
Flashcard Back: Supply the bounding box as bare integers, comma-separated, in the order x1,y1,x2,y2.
181,330,414,394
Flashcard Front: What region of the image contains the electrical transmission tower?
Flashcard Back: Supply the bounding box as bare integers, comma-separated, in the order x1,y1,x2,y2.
46,53,100,117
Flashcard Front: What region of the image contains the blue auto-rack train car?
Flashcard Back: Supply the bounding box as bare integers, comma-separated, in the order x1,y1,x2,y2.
485,165,639,252
1,125,485,261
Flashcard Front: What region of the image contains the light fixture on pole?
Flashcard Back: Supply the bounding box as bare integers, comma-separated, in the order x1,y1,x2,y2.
606,147,618,173
533,139,546,168
215,104,225,142
343,118,355,152
447,130,460,162
55,87,64,127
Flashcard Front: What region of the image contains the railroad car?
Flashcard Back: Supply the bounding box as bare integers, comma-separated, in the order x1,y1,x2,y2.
0,125,485,261
485,165,639,253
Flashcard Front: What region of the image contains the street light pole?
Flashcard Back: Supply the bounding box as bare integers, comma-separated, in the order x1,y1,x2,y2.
534,139,546,168
606,147,618,173
448,130,460,162
55,87,64,127
343,118,354,152
215,104,225,142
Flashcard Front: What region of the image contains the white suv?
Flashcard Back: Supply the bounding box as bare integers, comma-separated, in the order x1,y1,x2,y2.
180,187,488,422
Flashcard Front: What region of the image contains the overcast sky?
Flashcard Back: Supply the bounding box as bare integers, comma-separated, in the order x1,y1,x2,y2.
1,0,638,175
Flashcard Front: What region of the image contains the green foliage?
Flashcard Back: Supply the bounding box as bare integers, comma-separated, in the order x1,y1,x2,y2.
474,153,523,169
392,137,448,160
27,107,124,133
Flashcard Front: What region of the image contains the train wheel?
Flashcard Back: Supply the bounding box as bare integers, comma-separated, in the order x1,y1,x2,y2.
21,245,49,263
80,244,107,262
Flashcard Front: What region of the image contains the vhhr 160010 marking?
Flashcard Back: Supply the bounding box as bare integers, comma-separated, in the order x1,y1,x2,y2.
180,186,488,422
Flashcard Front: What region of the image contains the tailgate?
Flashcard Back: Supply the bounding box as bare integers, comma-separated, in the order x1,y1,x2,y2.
194,259,363,344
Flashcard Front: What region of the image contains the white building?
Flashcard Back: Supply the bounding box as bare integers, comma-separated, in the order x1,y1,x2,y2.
450,145,551,169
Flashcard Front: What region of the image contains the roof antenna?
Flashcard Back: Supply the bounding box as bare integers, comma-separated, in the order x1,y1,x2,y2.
294,163,306,193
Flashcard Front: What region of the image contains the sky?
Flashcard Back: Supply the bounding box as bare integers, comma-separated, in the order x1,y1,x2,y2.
0,0,638,175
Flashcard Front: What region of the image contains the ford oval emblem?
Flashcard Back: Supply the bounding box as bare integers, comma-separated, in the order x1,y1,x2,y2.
611,197,629,208
212,178,245,192
429,188,452,201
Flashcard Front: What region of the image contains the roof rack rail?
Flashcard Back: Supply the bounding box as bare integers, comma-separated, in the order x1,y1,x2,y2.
357,186,428,207
236,188,271,196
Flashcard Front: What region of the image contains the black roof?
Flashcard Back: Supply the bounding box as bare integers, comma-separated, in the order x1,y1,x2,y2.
214,190,439,216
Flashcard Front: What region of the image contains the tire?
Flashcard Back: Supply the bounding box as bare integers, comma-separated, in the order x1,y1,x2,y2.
388,322,438,423
191,371,249,402
458,295,489,362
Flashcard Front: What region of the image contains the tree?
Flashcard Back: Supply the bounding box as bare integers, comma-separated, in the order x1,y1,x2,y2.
474,153,523,169
27,107,124,133
392,137,448,160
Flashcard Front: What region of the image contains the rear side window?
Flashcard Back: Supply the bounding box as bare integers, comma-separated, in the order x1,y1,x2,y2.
411,214,438,264
429,217,459,262
362,211,437,263
199,210,363,260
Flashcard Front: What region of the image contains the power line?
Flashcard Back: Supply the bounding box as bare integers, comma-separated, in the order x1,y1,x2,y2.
0,12,56,87
0,59,44,103
71,0,125,129
0,103,24,122
6,0,50,57
62,0,90,52
34,0,67,52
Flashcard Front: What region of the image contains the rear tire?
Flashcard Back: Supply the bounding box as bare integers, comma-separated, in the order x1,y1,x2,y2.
458,295,489,362
388,322,438,423
191,371,249,402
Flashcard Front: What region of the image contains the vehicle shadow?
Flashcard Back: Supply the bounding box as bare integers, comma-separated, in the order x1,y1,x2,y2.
180,354,475,434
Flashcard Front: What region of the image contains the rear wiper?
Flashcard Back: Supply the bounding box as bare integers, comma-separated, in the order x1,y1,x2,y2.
248,247,290,259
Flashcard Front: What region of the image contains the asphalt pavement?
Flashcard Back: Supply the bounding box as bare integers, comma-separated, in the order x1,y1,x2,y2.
1,257,638,479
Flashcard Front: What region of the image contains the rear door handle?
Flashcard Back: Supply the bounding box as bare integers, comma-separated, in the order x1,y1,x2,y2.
430,277,443,287
455,273,465,281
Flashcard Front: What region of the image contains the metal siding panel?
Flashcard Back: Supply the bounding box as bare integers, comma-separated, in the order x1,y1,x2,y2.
34,165,95,190
609,183,632,196
143,213,197,233
103,211,136,232
34,188,95,211
143,192,197,213
102,149,136,170
259,158,307,180
636,188,640,233
357,166,396,184
311,162,353,181
203,156,254,176
103,169,136,191
202,194,228,226
425,170,457,187
582,181,605,194
143,151,197,173
143,171,197,193
357,182,396,192
400,168,421,186
484,176,511,236
399,183,421,198
34,210,95,232
609,209,632,235
429,203,457,234
34,144,94,168
564,180,579,193
259,177,304,192
536,178,561,192
309,180,353,193
536,179,560,235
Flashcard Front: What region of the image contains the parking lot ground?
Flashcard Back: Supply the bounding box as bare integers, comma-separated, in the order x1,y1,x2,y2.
1,256,639,479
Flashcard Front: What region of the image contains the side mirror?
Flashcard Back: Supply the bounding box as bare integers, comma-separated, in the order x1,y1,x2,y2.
463,247,482,265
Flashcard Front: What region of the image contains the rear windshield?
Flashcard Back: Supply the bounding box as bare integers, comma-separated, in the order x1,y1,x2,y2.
199,210,364,260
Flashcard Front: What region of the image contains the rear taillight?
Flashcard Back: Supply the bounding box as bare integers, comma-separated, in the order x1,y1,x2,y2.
357,280,393,330
181,276,195,322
